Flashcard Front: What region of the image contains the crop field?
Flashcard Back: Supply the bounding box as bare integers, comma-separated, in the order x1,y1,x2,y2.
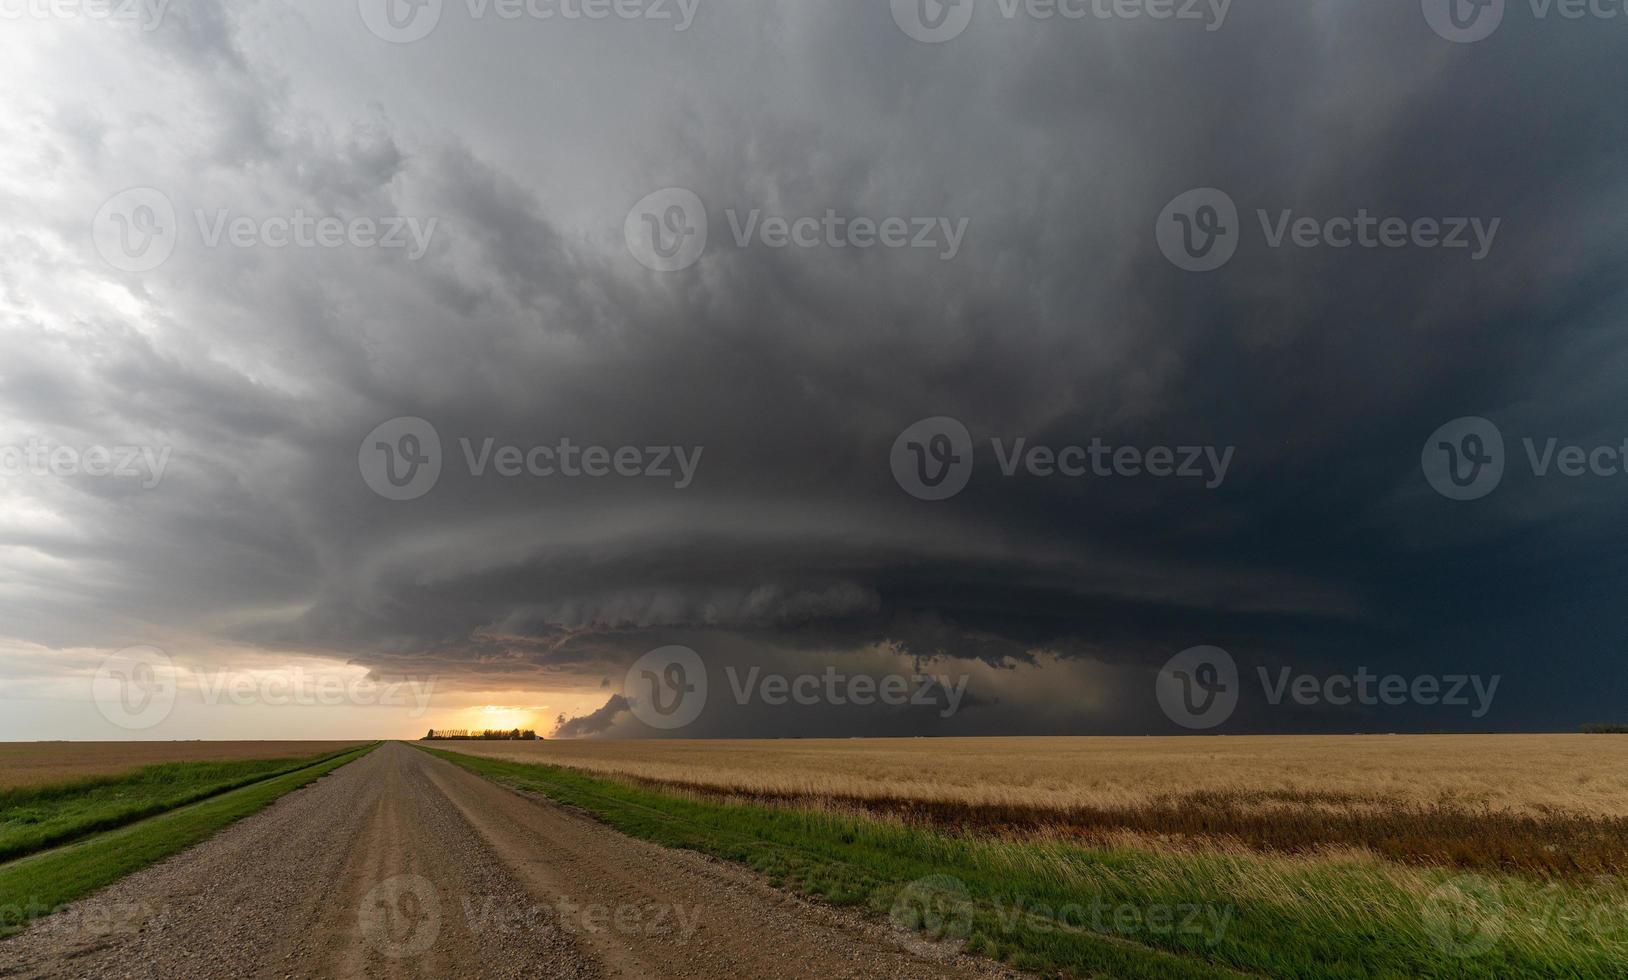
435,735,1628,815
439,734,1628,875
0,741,367,790
430,743,1628,979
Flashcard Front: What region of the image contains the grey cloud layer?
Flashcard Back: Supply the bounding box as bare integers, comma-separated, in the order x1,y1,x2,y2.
2,0,1625,735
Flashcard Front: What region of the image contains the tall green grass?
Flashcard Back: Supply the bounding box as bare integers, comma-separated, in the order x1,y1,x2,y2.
0,748,364,863
426,746,1628,980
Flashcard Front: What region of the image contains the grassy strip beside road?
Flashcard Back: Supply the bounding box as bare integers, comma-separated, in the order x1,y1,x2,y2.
0,747,367,863
426,746,1628,980
0,742,377,937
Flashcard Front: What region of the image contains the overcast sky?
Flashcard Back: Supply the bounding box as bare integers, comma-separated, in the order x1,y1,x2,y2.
1,0,1624,740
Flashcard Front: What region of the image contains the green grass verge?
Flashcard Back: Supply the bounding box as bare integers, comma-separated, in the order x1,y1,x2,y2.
0,742,377,937
0,747,368,863
423,746,1628,980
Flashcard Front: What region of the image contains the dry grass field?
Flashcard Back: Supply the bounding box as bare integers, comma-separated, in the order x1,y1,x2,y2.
443,735,1628,875
0,741,368,789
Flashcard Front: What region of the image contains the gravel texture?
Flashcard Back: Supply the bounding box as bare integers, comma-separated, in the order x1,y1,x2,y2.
0,742,1019,980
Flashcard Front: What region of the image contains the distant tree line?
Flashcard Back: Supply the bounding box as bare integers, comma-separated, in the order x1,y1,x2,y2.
422,728,540,740
1582,724,1628,734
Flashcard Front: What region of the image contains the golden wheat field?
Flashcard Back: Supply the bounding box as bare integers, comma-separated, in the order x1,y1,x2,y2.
440,734,1628,816
440,735,1628,875
0,741,368,789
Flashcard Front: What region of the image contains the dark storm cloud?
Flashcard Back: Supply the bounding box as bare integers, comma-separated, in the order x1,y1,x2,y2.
2,0,1626,737
554,695,630,739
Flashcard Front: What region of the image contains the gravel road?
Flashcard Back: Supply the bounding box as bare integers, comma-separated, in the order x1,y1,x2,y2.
0,742,1018,979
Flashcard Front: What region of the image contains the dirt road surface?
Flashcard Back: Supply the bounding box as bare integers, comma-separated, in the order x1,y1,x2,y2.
0,742,1017,979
